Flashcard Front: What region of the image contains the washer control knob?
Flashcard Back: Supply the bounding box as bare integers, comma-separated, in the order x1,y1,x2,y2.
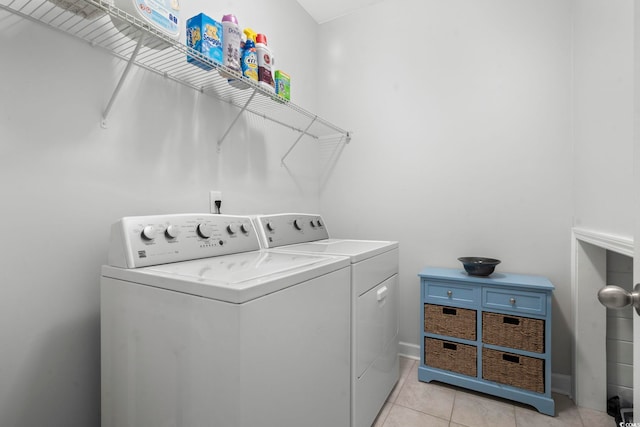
310,220,316,228
141,225,157,241
227,224,237,235
165,225,180,239
293,219,303,230
317,219,323,227
197,223,213,239
240,223,250,234
266,222,276,232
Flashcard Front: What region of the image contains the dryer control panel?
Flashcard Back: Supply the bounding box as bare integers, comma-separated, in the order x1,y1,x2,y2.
108,214,260,268
254,213,329,248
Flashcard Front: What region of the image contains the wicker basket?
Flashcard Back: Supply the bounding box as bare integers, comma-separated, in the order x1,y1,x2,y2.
424,304,476,340
482,347,544,393
425,338,477,377
482,312,544,353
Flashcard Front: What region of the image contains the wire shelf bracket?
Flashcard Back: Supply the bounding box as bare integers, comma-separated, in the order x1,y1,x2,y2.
217,88,258,152
101,33,144,128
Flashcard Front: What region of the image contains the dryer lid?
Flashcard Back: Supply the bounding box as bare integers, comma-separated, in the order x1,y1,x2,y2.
274,239,398,263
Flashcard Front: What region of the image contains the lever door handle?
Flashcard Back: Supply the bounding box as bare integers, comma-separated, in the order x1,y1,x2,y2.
597,284,640,315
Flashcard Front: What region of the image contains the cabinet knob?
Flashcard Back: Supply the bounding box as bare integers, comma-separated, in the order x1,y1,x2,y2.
447,290,453,297
510,298,516,305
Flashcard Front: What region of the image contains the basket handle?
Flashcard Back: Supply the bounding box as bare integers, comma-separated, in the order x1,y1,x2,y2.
503,316,520,325
502,354,520,364
442,307,457,316
443,342,457,351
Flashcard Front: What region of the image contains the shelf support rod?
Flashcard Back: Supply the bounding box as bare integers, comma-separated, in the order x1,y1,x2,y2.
101,34,145,128
217,88,258,151
281,116,317,165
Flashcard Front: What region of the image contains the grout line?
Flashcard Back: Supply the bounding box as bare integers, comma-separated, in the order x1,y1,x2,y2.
449,390,457,423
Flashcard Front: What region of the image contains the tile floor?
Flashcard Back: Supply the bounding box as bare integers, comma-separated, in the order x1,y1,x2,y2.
372,357,614,427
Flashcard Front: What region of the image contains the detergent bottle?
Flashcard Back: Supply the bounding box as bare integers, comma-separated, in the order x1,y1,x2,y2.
255,33,275,93
221,14,241,73
241,28,259,84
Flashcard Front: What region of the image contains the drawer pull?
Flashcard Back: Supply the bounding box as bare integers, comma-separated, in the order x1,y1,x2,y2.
447,290,453,297
443,342,457,351
510,298,516,305
502,354,520,364
442,307,457,316
503,316,520,325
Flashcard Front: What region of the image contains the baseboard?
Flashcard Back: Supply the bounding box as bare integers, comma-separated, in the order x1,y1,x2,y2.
398,341,420,360
398,341,573,398
551,373,572,398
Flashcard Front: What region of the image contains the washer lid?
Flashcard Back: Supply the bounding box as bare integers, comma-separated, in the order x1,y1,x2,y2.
102,250,350,303
273,239,398,263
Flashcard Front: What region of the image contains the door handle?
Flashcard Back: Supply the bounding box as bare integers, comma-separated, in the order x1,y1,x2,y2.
377,286,388,302
597,284,640,315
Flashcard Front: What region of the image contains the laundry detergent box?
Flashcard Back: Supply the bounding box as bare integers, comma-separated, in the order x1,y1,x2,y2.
275,70,290,101
186,13,223,71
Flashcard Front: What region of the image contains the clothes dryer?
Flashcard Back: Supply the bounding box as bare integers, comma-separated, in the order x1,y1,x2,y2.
101,214,351,427
253,213,399,427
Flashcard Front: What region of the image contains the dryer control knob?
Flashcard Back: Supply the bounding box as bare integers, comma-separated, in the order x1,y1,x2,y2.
309,220,316,228
240,224,250,234
266,222,276,231
141,225,157,241
293,219,303,230
227,224,237,235
165,225,180,239
197,223,213,239
317,220,323,227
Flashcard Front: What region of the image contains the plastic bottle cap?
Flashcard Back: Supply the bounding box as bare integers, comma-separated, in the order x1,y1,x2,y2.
222,14,238,24
244,27,257,42
256,33,267,45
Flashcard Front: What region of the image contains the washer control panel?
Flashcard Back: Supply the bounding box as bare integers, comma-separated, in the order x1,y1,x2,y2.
108,214,259,268
254,213,329,248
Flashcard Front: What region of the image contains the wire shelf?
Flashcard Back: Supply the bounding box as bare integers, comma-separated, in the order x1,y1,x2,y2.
0,0,351,152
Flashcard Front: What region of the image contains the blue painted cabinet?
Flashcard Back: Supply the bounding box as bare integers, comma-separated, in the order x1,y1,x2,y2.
418,267,555,416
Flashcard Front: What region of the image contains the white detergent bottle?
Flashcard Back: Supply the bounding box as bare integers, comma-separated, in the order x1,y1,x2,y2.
221,14,242,74
255,33,275,93
110,0,180,49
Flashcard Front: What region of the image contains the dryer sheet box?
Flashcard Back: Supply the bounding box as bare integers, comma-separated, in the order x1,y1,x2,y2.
186,13,223,71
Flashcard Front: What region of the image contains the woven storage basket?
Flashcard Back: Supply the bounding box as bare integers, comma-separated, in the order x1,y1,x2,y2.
424,304,476,340
482,347,544,393
482,312,544,353
425,338,477,377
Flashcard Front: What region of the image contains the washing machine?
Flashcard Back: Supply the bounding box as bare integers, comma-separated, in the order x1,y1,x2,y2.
253,213,399,427
100,213,351,427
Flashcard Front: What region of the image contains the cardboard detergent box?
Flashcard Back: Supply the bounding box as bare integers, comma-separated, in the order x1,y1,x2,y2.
275,70,290,101
186,13,223,70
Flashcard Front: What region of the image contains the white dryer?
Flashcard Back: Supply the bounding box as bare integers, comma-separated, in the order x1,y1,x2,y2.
101,214,351,427
253,213,399,427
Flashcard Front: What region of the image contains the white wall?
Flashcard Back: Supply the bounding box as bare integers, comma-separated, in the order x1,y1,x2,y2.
0,1,319,425
572,0,635,237
317,0,575,376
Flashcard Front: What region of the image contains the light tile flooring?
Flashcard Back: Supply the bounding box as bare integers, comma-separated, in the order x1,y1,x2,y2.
372,357,614,427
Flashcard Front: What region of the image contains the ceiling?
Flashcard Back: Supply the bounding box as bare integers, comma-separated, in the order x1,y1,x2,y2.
295,0,386,24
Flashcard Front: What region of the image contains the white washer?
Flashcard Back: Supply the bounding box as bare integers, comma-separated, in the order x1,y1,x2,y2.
253,213,399,427
101,214,351,427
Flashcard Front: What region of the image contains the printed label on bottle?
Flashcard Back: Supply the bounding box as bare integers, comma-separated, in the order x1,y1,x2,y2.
134,0,179,33
258,53,274,86
242,50,259,81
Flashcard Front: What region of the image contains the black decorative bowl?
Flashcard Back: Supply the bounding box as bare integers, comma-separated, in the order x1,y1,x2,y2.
458,257,501,277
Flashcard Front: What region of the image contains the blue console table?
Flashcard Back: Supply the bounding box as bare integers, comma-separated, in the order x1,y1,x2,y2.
418,267,555,416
